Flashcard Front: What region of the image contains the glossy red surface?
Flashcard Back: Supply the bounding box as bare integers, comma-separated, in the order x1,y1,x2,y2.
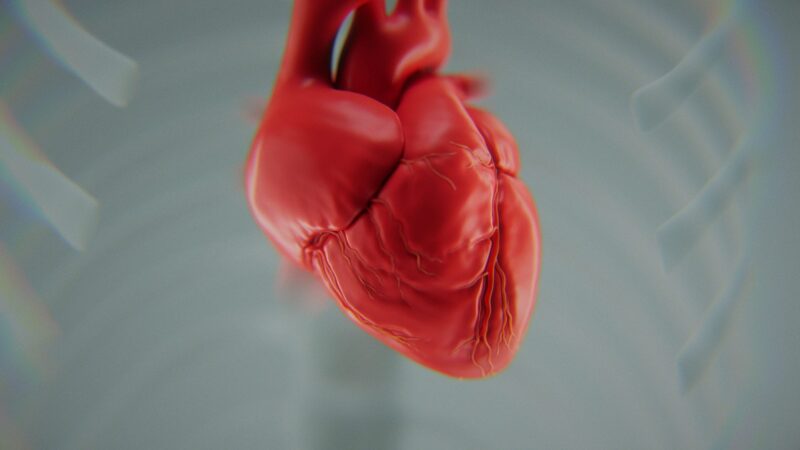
245,0,540,378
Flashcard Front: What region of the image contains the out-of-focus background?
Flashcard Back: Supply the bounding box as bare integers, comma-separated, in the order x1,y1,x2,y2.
1,0,798,448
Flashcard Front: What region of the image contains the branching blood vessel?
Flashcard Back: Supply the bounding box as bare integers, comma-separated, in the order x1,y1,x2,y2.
245,0,540,378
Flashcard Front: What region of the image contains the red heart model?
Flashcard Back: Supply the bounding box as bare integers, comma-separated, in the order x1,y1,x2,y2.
245,0,540,378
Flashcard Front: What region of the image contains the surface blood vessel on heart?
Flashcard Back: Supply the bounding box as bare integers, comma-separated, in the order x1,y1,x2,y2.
245,0,540,378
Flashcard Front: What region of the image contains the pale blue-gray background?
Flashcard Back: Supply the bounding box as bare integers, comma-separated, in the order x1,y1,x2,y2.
1,0,798,449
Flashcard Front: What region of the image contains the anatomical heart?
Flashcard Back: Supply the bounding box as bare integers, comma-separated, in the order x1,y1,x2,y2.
245,0,541,378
